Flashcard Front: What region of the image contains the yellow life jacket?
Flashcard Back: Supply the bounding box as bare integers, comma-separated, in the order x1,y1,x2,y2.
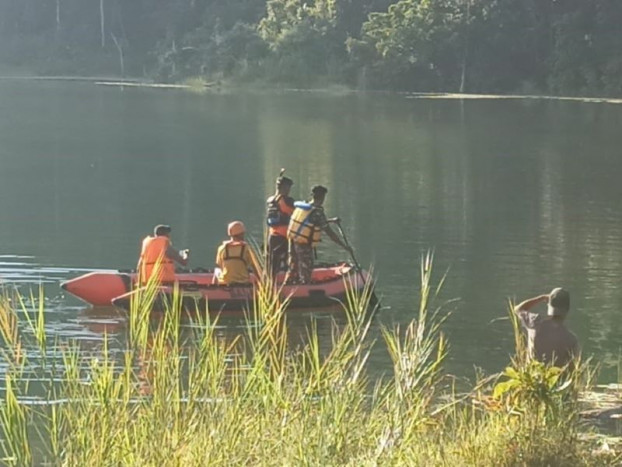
139,236,175,284
287,202,322,246
217,241,251,285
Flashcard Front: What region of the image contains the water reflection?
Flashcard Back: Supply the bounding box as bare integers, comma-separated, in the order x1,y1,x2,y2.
2,84,622,381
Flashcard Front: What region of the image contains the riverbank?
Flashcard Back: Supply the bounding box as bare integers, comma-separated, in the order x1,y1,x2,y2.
3,74,622,105
0,259,620,465
404,92,622,105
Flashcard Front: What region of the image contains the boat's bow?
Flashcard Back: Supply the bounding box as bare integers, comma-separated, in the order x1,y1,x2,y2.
61,272,132,306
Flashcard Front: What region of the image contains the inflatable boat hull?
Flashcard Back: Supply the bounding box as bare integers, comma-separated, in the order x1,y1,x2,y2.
62,264,370,311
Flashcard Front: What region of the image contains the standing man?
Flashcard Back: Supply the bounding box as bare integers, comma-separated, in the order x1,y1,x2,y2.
513,287,580,367
285,185,352,284
266,174,295,278
137,224,189,285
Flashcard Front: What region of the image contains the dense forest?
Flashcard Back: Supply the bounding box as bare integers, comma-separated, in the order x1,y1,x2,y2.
1,0,621,95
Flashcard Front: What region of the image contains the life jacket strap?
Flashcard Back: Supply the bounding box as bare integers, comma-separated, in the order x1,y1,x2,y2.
267,194,290,226
292,208,316,243
224,243,248,267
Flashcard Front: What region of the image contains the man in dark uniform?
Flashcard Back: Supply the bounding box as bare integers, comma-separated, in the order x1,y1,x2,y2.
285,185,351,284
266,175,295,278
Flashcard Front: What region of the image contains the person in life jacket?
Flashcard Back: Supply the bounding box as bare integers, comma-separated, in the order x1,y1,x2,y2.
266,175,295,278
285,185,352,284
214,221,261,286
137,224,190,285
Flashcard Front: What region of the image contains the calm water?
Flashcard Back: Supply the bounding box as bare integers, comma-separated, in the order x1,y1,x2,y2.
2,81,622,381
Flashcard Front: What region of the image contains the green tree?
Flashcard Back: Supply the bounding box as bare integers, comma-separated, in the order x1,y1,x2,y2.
350,0,468,91
548,0,622,96
258,0,348,83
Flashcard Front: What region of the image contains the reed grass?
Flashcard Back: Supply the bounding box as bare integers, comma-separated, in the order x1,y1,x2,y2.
0,255,618,465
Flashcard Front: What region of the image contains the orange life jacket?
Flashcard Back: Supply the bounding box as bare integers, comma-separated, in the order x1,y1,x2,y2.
139,236,175,284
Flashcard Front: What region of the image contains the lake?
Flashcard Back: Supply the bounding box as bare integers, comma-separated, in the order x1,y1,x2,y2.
1,80,622,381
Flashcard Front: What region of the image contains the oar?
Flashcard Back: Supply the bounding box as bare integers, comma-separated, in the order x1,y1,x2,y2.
333,219,362,272
333,219,378,309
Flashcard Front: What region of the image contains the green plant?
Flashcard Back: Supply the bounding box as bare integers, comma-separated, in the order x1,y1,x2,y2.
0,255,612,465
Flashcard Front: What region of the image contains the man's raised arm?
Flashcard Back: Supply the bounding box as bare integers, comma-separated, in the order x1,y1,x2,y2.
514,294,549,313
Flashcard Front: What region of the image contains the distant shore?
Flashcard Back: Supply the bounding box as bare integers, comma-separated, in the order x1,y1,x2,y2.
2,74,622,104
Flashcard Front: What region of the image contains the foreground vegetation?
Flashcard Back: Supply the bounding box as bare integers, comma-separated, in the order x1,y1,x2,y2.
0,256,618,465
1,1,622,96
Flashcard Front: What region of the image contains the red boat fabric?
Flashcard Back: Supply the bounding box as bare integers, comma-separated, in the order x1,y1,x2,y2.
61,264,367,310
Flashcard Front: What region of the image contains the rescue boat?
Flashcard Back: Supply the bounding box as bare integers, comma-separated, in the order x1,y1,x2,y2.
61,263,372,312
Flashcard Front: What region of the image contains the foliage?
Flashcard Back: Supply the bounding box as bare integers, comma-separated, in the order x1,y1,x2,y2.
478,301,603,464
1,0,622,94
257,0,347,83
494,361,571,416
0,256,617,465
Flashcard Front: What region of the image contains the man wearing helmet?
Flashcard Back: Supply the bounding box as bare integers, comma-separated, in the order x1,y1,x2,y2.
214,221,261,286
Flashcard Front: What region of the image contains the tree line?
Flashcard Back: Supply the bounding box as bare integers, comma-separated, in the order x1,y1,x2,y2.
1,0,621,96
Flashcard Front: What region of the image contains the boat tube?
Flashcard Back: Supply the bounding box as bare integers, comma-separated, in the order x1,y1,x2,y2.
60,269,214,306
61,263,372,312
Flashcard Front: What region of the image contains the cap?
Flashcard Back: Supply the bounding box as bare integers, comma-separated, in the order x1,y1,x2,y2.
277,176,294,187
154,224,172,236
227,221,246,236
311,185,328,197
548,287,570,316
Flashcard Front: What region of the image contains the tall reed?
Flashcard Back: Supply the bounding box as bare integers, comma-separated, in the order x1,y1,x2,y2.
0,255,614,465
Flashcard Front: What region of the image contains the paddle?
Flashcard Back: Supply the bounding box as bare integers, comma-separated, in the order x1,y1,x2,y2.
333,219,362,271
333,219,378,310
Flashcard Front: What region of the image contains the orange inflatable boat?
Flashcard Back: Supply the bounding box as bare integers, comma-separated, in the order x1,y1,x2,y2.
61,263,372,312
